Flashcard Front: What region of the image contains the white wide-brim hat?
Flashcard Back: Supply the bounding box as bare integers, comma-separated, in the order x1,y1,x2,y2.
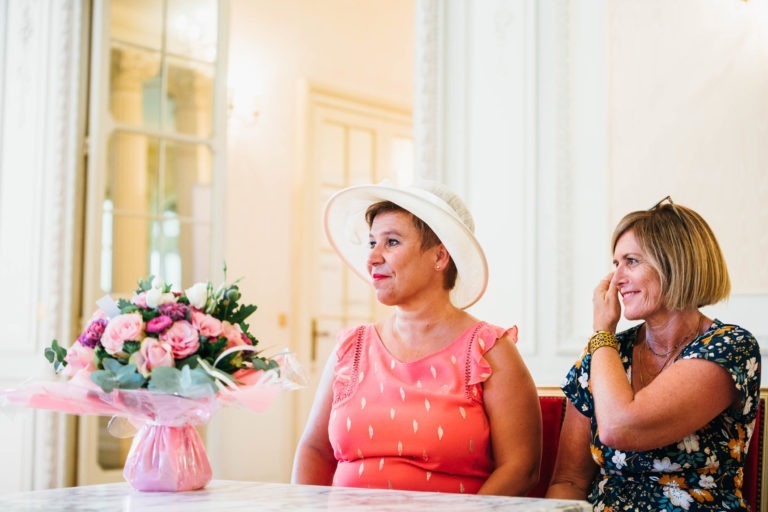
323,180,488,310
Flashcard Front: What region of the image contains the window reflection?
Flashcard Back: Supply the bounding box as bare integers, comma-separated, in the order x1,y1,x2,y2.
97,0,220,471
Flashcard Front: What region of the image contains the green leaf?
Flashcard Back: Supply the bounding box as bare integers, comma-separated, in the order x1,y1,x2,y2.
230,304,257,325
214,351,242,374
137,275,155,292
90,359,146,392
199,337,227,361
102,357,123,373
123,341,141,355
115,363,146,389
44,339,69,373
174,354,200,370
147,366,217,398
90,370,118,393
140,309,159,322
117,298,139,314
252,357,280,373
94,346,109,369
147,366,181,392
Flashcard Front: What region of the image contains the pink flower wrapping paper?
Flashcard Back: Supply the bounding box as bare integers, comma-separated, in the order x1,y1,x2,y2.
0,274,305,492
0,363,296,491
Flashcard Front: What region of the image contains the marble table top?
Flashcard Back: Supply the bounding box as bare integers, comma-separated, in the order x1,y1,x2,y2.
0,480,592,511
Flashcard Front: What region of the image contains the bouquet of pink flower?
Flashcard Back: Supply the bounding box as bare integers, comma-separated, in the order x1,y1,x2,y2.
3,273,303,492
46,275,283,398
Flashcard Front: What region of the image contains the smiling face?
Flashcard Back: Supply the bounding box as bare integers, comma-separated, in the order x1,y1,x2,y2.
612,229,665,321
366,210,445,307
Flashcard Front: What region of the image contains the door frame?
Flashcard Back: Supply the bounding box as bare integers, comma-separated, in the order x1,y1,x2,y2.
290,81,412,448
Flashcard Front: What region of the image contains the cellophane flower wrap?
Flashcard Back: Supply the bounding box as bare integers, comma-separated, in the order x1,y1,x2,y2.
0,274,304,492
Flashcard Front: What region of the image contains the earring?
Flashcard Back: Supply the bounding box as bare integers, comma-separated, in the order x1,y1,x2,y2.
435,265,441,271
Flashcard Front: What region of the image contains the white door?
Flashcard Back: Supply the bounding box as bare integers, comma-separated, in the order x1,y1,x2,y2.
292,85,413,438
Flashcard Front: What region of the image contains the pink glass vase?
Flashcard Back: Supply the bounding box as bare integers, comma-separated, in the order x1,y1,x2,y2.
123,423,212,492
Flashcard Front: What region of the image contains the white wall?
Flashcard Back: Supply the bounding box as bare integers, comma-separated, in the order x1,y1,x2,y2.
3,0,766,492
607,1,768,349
607,1,768,256
430,0,768,386
207,0,414,483
425,0,610,385
0,0,84,492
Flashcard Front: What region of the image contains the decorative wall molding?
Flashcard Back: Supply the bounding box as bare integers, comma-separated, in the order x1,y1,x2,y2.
0,0,6,193
413,0,441,181
0,0,84,491
553,0,574,351
415,0,609,384
40,0,83,490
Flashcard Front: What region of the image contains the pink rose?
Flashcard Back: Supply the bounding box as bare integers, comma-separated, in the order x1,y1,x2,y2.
159,320,200,359
221,321,251,349
89,309,107,321
101,313,143,355
232,368,264,386
145,315,173,334
134,337,174,376
131,292,148,308
191,310,222,338
61,343,95,377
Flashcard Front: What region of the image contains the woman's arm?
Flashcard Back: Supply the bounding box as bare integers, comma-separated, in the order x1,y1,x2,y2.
477,333,542,496
589,273,738,451
291,353,338,485
545,401,598,500
591,351,736,450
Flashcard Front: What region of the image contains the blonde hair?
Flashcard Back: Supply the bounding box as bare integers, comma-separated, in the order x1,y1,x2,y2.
611,200,730,310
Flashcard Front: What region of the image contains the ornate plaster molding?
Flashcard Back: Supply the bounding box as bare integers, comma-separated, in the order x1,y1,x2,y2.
554,1,574,350
413,0,441,181
26,0,83,490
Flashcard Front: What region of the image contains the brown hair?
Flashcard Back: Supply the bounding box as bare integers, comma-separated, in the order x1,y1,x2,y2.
611,199,730,310
365,201,458,290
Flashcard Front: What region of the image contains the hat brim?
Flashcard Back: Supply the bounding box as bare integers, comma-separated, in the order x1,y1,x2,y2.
323,183,488,310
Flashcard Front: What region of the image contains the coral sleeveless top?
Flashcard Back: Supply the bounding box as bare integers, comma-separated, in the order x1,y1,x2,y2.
328,321,516,493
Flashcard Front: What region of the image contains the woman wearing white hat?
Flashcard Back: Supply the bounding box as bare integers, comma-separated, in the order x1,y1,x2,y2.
291,180,541,495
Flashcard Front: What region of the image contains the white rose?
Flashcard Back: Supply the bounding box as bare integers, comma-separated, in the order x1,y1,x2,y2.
185,282,208,309
145,287,163,308
158,292,177,306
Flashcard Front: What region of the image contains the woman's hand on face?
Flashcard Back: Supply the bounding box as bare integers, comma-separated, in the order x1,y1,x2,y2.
593,272,621,333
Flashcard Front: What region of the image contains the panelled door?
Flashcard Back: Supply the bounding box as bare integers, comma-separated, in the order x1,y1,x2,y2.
293,86,413,437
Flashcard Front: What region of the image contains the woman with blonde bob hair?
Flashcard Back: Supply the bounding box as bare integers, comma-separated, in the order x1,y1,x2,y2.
547,197,761,510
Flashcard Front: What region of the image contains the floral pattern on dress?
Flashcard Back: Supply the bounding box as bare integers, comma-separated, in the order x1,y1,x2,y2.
562,319,761,511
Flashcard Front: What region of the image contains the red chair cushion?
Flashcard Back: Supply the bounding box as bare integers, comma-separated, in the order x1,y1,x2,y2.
743,397,764,512
526,395,566,498
526,394,764,510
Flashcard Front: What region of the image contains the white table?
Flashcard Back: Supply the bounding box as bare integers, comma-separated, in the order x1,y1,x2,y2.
0,480,592,511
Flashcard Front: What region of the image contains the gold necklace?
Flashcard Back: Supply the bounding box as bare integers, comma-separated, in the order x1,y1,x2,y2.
644,339,679,357
635,314,706,388
643,314,703,358
637,348,677,389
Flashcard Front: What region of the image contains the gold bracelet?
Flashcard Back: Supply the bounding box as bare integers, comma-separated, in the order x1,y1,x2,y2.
588,330,619,355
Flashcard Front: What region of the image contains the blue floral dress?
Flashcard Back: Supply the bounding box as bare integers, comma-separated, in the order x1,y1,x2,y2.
562,319,761,511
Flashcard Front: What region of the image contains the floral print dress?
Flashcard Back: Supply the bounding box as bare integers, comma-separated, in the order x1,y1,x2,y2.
562,319,761,511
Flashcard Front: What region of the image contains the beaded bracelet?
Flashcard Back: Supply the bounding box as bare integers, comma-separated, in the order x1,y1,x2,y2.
588,330,619,354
